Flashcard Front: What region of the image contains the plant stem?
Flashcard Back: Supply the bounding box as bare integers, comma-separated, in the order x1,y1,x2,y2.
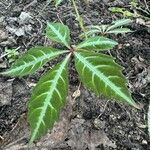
71,0,87,39
0,53,8,59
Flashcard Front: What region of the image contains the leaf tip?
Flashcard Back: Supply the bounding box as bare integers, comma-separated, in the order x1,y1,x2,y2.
114,41,118,45
133,102,143,110
129,100,143,110
0,71,9,76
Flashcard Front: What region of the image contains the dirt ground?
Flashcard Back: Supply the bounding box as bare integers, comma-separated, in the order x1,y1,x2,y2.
0,0,150,150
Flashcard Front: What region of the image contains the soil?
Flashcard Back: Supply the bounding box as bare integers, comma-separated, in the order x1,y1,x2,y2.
0,0,150,150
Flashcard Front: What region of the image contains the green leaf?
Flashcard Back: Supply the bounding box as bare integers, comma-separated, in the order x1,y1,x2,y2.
55,0,63,6
28,54,70,145
112,19,132,25
107,19,132,31
80,29,99,38
1,47,68,77
107,28,132,34
46,22,71,48
77,36,118,51
75,51,139,108
88,25,108,33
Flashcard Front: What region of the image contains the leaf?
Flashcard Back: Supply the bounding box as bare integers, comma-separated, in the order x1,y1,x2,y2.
28,54,70,145
107,19,132,31
55,0,63,6
80,29,100,38
88,25,108,33
112,19,132,26
1,47,68,77
80,25,108,38
46,22,71,48
77,36,118,51
75,51,139,108
107,28,132,34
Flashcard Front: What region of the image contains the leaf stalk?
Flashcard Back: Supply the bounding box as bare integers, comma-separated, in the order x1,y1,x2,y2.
71,0,87,39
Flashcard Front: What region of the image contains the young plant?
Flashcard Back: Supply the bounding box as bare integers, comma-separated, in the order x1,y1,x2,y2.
81,19,132,37
0,47,19,63
109,7,138,18
109,7,150,20
4,47,19,63
1,22,139,145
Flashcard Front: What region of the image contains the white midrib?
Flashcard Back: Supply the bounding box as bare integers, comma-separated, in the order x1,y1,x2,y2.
77,39,117,49
75,52,132,103
30,54,70,144
48,23,69,48
6,51,66,74
106,20,130,31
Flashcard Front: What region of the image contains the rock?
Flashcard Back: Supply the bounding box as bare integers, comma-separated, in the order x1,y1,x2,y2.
0,29,8,42
142,140,148,145
0,62,7,69
6,25,32,37
6,26,25,36
0,80,13,106
19,12,32,25
0,17,5,27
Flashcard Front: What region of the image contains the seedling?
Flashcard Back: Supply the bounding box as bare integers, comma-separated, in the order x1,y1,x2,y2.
109,7,138,18
80,19,132,37
4,47,19,63
0,47,19,63
1,22,139,145
109,7,150,20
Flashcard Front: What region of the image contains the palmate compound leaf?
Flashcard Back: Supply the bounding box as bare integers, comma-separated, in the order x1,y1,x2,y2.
76,36,118,51
28,54,70,145
46,22,71,48
1,47,68,77
75,51,139,108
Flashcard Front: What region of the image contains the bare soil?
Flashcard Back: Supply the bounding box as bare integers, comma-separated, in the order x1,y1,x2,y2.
0,0,150,150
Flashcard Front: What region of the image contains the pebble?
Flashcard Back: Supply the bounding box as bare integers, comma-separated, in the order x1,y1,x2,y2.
19,12,32,25
0,29,8,42
142,140,148,145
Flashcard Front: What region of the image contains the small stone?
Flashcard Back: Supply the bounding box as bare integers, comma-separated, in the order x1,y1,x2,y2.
142,140,148,145
0,62,7,68
0,80,13,106
72,89,81,98
137,123,147,129
0,17,4,27
136,18,146,26
19,12,32,25
0,29,8,42
137,136,140,140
